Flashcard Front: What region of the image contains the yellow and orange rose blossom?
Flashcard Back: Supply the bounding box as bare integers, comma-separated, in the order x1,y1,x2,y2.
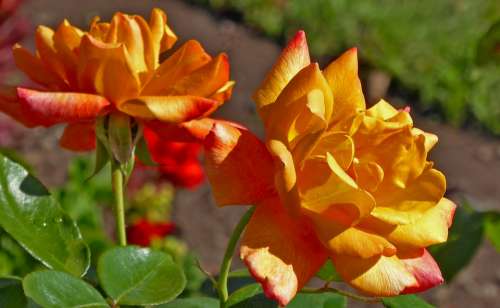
0,8,233,151
201,31,456,305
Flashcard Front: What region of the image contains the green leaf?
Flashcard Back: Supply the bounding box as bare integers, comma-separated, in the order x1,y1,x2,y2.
108,113,133,164
316,260,342,282
382,295,434,308
98,246,186,305
225,283,276,308
484,211,500,252
0,277,28,308
23,270,108,308
429,203,484,282
158,297,218,308
88,139,110,180
136,136,157,166
288,293,346,308
0,154,90,277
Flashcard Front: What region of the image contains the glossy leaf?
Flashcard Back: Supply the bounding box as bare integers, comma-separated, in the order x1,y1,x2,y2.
0,154,90,276
429,203,484,282
288,293,346,308
316,260,342,282
0,277,28,308
98,246,186,305
382,295,434,308
484,211,500,252
225,283,276,308
158,297,218,308
23,270,108,308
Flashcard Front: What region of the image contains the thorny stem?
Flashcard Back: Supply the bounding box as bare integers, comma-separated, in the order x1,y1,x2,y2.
111,160,127,246
301,286,381,303
217,206,256,307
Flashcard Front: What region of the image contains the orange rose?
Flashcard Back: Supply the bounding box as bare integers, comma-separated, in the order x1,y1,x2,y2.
0,8,233,151
201,31,455,305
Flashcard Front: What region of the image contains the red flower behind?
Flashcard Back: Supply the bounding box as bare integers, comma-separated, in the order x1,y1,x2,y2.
126,218,175,247
142,126,204,189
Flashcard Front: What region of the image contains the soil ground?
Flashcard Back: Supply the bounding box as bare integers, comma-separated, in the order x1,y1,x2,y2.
1,0,499,307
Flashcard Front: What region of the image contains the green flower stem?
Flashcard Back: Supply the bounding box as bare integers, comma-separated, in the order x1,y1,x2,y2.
301,286,381,303
111,160,127,246
218,206,256,307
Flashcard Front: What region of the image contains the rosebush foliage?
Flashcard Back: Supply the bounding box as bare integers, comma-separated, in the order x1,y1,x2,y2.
195,0,500,134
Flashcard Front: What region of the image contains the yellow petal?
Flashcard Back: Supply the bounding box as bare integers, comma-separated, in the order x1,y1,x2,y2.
165,53,230,98
209,80,235,103
299,153,375,225
353,160,384,192
106,13,150,76
356,127,427,189
78,35,140,103
267,139,297,193
149,8,177,54
322,48,365,126
262,63,333,124
386,198,456,247
371,168,446,225
310,132,354,170
142,40,211,95
412,128,438,152
332,254,417,296
264,88,328,152
253,31,310,110
318,226,396,258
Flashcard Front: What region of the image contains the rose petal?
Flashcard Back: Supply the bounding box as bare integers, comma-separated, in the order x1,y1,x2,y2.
322,48,365,126
401,249,444,294
12,45,67,90
299,153,375,225
17,87,110,127
241,197,328,306
204,122,276,206
59,122,96,152
165,53,230,98
253,30,310,110
0,85,36,127
142,39,212,95
371,167,446,225
119,95,219,122
78,35,141,103
332,254,418,297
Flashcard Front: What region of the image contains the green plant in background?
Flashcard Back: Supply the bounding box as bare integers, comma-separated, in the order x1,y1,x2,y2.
196,0,500,134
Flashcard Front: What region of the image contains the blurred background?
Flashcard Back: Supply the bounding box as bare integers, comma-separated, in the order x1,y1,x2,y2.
0,0,499,307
